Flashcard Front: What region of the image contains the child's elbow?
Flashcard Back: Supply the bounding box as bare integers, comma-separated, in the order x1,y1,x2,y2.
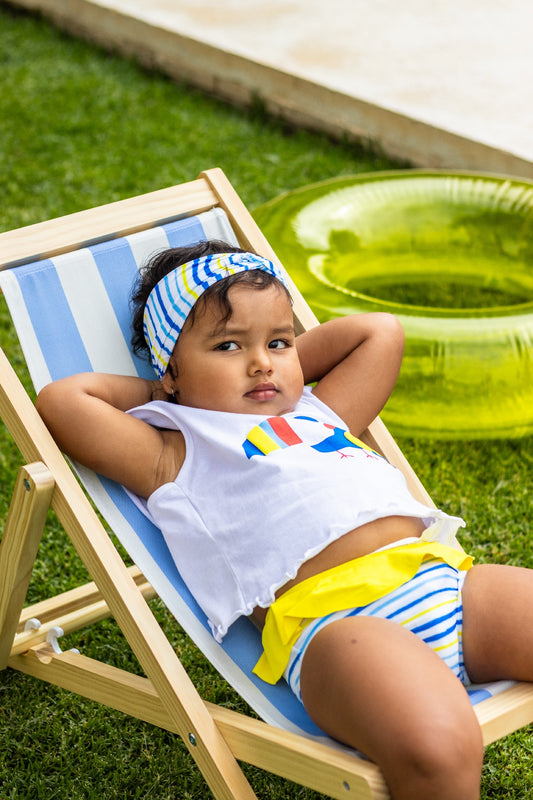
36,382,56,422
36,380,85,455
375,312,405,350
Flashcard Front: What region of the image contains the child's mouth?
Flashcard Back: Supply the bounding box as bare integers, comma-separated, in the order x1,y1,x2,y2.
245,383,278,401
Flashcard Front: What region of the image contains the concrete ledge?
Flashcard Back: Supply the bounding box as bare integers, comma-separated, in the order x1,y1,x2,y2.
7,0,533,178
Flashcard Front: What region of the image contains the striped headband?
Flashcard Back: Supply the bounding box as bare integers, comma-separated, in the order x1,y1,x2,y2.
143,251,289,379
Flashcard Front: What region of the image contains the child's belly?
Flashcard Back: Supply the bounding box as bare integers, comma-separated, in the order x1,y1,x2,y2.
252,515,425,628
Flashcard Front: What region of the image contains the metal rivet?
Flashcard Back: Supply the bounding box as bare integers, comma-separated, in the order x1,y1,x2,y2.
188,733,197,746
23,479,31,491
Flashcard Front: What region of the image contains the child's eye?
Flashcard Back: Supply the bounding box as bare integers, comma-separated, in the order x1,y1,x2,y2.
269,339,290,350
215,341,239,351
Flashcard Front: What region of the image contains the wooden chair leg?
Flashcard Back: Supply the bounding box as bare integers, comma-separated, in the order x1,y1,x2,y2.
0,462,55,668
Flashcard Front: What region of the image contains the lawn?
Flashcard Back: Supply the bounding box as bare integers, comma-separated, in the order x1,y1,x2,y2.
0,4,532,798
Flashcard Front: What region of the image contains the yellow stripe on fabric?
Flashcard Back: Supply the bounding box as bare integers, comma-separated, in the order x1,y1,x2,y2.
247,425,281,455
401,596,456,627
144,316,167,373
253,540,472,684
154,351,167,372
181,261,202,302
432,636,459,654
215,255,237,275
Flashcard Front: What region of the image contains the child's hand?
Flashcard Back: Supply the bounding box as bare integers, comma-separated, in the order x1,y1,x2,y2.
296,313,404,436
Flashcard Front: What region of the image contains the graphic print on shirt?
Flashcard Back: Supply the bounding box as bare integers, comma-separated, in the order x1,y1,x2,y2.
242,415,383,460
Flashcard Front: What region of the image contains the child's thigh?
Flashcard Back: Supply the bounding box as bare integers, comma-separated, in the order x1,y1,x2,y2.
299,615,481,765
462,563,533,683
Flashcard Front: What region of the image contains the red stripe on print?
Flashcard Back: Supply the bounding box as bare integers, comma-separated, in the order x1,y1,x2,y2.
268,417,303,446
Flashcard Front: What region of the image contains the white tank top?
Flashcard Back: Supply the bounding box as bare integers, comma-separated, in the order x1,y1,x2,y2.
126,388,464,641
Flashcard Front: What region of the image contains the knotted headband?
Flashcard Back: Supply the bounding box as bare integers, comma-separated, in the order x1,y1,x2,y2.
143,251,289,379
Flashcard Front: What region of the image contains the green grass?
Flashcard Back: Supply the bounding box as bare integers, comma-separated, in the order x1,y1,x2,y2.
0,4,532,798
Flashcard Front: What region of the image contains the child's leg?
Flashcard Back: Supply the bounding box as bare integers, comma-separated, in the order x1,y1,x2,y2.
299,616,483,800
462,563,533,682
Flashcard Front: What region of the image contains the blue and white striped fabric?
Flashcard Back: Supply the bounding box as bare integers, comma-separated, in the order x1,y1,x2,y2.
0,207,514,750
144,251,288,378
285,559,472,703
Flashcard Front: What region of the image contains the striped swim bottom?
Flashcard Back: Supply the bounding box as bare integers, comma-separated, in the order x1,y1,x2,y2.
283,558,470,703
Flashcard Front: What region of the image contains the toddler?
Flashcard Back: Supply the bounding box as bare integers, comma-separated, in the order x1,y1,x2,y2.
37,239,533,800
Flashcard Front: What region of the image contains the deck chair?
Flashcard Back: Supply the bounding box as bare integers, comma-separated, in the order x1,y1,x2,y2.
1,168,533,800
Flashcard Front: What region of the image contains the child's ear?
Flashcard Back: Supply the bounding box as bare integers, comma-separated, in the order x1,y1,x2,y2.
161,357,178,396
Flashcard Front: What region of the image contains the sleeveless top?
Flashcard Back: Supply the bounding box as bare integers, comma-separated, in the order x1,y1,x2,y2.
126,387,464,642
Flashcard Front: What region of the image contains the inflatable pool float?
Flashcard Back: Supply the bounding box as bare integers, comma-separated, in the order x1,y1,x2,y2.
253,171,533,439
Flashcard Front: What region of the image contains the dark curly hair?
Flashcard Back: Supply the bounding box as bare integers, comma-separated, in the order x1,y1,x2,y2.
130,239,290,360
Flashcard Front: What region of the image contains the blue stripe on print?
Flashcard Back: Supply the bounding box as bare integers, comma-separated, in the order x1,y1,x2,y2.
155,278,184,355
143,300,160,348
145,287,168,352
191,256,218,292
410,599,461,632
447,655,466,675
444,656,463,673
14,260,92,379
90,238,155,379
353,561,452,619
285,616,330,687
380,583,456,620
258,420,288,449
143,302,168,374
200,258,219,283
196,253,238,285
285,652,302,689
168,268,194,318
412,613,461,643
242,439,264,459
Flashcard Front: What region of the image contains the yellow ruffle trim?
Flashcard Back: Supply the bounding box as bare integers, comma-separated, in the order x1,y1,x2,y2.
253,541,473,684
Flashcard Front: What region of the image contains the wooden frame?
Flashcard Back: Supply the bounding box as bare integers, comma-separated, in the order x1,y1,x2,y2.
1,168,532,800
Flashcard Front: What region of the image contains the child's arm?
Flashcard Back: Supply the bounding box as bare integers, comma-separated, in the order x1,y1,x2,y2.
36,373,183,498
295,312,404,436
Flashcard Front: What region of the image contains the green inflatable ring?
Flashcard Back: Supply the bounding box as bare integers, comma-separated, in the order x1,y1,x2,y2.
253,171,533,439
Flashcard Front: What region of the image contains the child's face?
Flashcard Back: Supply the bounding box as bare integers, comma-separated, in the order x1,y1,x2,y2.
162,283,304,415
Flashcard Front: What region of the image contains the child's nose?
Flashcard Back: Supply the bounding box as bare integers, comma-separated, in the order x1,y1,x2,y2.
248,348,273,375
